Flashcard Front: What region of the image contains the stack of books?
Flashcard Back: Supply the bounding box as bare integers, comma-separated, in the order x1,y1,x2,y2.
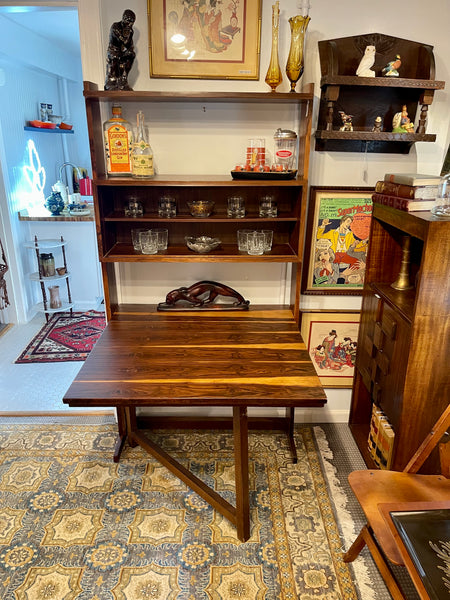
368,404,395,469
373,173,441,212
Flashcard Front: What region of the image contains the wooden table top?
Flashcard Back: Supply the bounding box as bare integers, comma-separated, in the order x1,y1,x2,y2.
63,307,327,408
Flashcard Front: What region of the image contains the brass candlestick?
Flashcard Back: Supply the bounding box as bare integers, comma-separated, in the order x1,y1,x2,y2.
391,235,414,290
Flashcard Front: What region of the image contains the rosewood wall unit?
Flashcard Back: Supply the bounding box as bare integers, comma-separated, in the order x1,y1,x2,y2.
349,204,450,473
315,33,445,153
83,81,314,321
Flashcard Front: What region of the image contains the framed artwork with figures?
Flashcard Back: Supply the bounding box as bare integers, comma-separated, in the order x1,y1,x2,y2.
300,311,361,388
302,187,374,295
148,0,262,79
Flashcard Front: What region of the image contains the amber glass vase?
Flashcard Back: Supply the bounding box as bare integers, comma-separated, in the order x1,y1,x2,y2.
286,15,310,92
265,2,282,92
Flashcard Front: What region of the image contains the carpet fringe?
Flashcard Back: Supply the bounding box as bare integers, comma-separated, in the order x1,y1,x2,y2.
314,426,378,600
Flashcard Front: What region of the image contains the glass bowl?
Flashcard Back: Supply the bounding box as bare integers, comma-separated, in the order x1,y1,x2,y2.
187,200,214,218
185,236,221,253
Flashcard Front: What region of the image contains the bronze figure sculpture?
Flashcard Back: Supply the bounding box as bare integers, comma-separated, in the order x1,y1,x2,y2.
104,9,136,91
158,281,250,311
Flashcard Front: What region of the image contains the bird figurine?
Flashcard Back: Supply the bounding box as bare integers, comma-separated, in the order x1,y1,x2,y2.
356,45,376,77
382,54,401,77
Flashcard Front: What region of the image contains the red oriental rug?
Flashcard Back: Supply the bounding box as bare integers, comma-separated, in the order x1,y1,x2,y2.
15,310,106,363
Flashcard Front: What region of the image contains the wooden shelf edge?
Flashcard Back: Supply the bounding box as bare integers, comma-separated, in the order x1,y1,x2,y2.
315,131,436,142
93,175,308,187
83,81,315,102
320,75,445,89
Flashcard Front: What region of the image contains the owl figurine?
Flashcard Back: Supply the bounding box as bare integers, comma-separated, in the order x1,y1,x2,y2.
356,45,376,77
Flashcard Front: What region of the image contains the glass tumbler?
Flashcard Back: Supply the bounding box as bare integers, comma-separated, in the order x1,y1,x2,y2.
262,230,273,252
247,231,265,255
150,228,169,251
227,196,245,218
431,173,450,218
237,229,252,252
131,228,148,252
140,230,158,254
158,196,177,218
259,195,277,218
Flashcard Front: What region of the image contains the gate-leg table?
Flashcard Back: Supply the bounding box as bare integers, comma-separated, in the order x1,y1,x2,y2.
63,308,326,542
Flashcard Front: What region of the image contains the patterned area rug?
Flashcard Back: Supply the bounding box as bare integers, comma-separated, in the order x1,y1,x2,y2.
14,311,106,364
0,424,377,600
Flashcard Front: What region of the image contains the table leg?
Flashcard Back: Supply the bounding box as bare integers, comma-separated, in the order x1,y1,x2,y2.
125,407,139,448
113,407,127,463
233,406,250,542
286,407,298,464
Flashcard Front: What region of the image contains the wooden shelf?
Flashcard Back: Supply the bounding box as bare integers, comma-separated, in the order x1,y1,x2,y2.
102,243,300,262
84,80,314,320
315,33,445,154
24,126,74,134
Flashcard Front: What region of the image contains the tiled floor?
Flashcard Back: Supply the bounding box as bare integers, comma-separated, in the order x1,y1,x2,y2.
0,314,112,413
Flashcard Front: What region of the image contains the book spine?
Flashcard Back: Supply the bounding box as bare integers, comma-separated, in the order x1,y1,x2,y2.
375,180,438,199
378,420,395,470
372,193,433,212
368,405,383,463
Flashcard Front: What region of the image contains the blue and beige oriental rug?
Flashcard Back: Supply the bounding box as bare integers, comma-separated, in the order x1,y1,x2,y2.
0,422,388,599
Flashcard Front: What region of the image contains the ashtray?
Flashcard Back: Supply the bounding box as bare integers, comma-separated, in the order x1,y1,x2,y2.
185,236,221,253
187,200,214,218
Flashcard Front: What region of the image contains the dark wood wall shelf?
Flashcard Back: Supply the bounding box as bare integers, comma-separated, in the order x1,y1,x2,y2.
349,203,450,474
83,81,314,321
315,33,445,153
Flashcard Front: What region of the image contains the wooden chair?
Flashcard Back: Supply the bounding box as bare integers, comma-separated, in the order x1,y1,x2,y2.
343,404,450,599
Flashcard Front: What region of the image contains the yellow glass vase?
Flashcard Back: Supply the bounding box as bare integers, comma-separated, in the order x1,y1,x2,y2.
286,15,310,92
265,2,282,92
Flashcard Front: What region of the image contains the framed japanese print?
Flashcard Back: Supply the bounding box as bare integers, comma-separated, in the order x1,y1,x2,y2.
148,0,262,79
300,311,360,388
302,186,373,295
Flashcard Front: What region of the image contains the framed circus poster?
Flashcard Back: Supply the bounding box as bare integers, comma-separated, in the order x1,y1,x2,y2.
302,186,374,295
300,311,360,388
148,0,262,79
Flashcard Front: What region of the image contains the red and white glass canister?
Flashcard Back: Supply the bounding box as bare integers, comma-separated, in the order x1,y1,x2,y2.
273,129,297,171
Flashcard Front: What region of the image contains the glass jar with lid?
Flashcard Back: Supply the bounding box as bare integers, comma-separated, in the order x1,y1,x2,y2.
273,128,297,171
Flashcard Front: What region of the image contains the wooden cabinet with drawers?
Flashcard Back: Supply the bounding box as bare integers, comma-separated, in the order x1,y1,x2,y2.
349,203,450,473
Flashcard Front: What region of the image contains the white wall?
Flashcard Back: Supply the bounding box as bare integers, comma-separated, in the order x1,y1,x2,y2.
77,0,450,422
0,9,101,323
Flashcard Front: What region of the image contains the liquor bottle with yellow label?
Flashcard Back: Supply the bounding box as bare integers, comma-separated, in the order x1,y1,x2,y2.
103,104,132,176
131,110,154,179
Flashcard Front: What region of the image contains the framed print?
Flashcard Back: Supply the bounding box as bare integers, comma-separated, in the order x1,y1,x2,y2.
148,0,262,79
300,311,360,388
302,186,374,295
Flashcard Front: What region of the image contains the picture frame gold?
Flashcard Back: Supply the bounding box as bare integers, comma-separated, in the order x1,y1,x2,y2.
148,0,262,80
302,186,374,295
300,311,360,388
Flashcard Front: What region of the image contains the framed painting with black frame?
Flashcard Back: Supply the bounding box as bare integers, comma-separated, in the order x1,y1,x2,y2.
300,310,361,388
302,186,374,295
148,0,262,80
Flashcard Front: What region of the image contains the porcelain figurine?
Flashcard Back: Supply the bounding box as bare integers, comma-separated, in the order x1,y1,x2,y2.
382,54,401,77
338,111,354,131
392,105,414,133
160,280,250,309
356,45,376,77
372,116,383,132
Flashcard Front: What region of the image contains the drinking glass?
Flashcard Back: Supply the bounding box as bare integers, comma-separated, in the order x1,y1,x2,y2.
259,195,277,217
158,196,176,218
140,230,158,254
247,231,265,255
262,230,273,252
131,228,148,252
150,228,168,251
227,196,245,218
237,229,252,252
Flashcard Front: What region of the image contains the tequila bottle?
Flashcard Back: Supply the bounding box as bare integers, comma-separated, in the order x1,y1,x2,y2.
103,104,132,176
131,110,154,179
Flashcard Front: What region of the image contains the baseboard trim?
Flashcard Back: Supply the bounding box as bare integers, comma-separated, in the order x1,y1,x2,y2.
0,410,115,417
